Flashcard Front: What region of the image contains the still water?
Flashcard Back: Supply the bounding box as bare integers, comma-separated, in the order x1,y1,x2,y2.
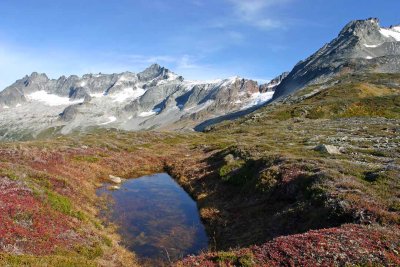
97,173,208,263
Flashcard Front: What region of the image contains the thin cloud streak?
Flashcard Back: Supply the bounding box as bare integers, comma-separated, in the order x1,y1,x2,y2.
226,0,293,30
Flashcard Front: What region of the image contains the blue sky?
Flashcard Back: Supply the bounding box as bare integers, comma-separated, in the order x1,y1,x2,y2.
0,0,399,89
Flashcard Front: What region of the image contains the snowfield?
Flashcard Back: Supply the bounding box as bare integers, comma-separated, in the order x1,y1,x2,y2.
27,91,84,106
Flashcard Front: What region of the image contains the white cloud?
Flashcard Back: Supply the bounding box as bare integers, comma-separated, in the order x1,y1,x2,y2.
125,54,176,65
226,0,293,30
227,31,245,42
177,55,199,69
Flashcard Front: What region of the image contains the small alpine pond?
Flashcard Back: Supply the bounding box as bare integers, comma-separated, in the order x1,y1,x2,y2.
97,173,208,264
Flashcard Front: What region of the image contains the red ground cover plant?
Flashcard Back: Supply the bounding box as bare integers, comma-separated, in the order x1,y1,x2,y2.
179,224,400,266
0,176,82,255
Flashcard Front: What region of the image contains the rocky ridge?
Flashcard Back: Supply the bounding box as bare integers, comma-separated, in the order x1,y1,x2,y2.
0,65,284,140
273,18,400,99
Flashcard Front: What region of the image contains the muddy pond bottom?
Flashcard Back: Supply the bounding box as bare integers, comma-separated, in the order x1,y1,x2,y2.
97,173,208,263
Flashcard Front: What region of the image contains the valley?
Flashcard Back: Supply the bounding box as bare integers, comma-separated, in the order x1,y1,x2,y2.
0,18,399,266
0,72,399,266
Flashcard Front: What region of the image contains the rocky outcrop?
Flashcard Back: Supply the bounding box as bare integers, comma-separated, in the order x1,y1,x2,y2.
259,72,289,92
60,104,82,122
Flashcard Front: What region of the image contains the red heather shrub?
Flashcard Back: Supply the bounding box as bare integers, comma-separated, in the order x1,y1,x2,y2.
0,176,81,255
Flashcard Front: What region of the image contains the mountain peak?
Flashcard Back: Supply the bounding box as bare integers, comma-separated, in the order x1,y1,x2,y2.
29,72,49,79
137,63,167,81
273,17,400,100
148,63,162,70
137,63,181,82
338,18,381,39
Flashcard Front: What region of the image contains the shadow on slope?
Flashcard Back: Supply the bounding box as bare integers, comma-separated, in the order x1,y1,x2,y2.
193,100,273,132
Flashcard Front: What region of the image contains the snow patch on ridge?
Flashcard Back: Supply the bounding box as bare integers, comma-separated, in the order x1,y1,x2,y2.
110,87,146,103
380,27,400,41
27,91,84,106
138,108,161,117
364,44,380,48
99,116,117,125
242,91,274,109
90,92,105,98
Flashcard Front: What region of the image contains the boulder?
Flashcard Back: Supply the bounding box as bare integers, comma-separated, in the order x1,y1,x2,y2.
224,154,235,164
314,144,341,155
109,175,122,184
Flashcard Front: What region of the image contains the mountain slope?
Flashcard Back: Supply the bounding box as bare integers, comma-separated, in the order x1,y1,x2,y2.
175,72,400,266
273,18,400,99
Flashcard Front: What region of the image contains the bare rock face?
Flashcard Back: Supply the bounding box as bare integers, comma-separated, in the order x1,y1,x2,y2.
137,64,182,82
69,87,90,100
259,72,289,93
0,72,50,107
274,18,400,99
60,104,82,122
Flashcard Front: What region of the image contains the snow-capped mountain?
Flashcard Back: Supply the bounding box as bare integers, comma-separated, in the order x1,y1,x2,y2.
273,18,400,99
2,18,398,140
0,64,281,140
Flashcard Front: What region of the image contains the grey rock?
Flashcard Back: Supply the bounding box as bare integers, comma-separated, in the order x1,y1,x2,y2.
137,64,179,82
69,87,90,100
60,104,81,122
314,144,342,155
259,72,289,92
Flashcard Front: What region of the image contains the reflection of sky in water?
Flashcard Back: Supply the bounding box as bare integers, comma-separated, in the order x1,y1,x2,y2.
97,173,208,263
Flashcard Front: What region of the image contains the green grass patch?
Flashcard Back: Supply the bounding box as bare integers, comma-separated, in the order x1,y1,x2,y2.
46,190,85,220
0,169,19,181
214,251,255,266
0,253,96,267
74,244,103,260
73,155,100,163
46,190,73,215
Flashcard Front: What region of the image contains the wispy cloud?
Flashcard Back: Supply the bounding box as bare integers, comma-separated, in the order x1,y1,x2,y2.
226,0,293,30
124,54,176,65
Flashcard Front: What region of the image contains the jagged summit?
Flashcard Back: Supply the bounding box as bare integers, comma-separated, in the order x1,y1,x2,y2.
138,63,167,81
338,18,384,43
273,18,400,99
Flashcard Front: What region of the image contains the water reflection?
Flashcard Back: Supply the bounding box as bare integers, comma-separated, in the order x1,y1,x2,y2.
97,173,208,264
